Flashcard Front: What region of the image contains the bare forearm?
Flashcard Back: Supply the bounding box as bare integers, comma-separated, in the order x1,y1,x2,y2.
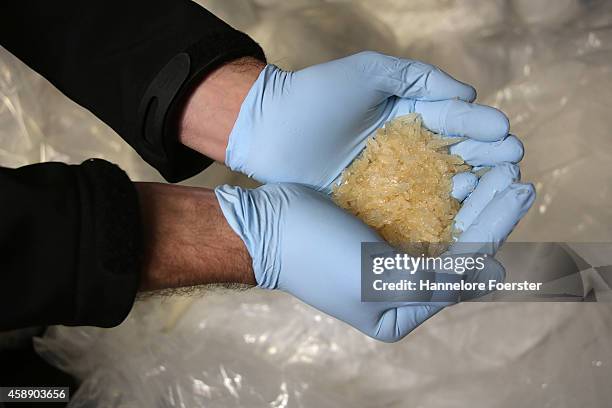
135,182,254,292
137,58,265,290
178,57,265,162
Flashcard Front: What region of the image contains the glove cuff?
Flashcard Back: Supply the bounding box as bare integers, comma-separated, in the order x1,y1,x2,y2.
224,64,281,177
214,184,283,289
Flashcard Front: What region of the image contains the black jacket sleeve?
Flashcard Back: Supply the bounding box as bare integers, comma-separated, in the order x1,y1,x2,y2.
0,0,266,182
0,159,141,331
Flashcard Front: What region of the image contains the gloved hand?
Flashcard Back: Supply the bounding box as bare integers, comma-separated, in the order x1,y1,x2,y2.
216,171,535,342
226,51,524,193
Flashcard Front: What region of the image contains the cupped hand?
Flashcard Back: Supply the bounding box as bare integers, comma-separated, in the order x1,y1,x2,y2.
226,51,524,195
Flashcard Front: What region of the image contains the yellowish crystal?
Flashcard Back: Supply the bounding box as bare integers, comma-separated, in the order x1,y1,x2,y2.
332,114,470,256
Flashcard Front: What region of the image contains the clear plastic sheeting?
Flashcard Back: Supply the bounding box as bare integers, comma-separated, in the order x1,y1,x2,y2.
0,0,608,406
250,2,398,70
0,47,44,168
485,28,612,241
35,292,612,407
36,292,367,408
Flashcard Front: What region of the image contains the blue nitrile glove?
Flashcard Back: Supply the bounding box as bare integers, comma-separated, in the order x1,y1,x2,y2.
226,51,524,194
215,178,535,342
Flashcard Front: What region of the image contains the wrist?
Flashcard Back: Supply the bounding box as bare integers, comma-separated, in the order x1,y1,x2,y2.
178,57,265,162
136,182,255,292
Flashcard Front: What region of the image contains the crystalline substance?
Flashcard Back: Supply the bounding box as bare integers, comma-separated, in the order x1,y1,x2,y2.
332,114,469,255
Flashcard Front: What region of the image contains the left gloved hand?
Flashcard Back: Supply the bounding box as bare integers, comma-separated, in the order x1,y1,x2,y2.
225,51,524,193
215,179,534,342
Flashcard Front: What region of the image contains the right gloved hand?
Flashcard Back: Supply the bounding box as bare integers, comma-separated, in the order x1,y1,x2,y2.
215,171,535,342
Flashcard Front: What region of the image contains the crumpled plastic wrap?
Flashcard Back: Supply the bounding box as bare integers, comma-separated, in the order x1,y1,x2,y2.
250,1,398,70
34,291,612,407
0,0,611,406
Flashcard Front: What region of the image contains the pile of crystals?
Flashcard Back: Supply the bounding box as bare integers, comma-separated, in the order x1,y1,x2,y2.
332,114,470,255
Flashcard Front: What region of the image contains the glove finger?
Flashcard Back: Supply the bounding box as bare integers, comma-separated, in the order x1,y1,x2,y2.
454,163,520,233
451,172,478,201
374,304,445,343
413,99,510,142
456,182,536,253
361,52,476,101
450,134,525,166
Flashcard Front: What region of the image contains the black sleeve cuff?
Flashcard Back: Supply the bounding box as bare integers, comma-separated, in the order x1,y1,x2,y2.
137,29,266,182
0,159,141,330
73,159,141,327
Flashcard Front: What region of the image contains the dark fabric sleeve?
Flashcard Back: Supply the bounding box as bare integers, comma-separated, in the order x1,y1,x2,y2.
0,0,266,182
0,159,141,331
